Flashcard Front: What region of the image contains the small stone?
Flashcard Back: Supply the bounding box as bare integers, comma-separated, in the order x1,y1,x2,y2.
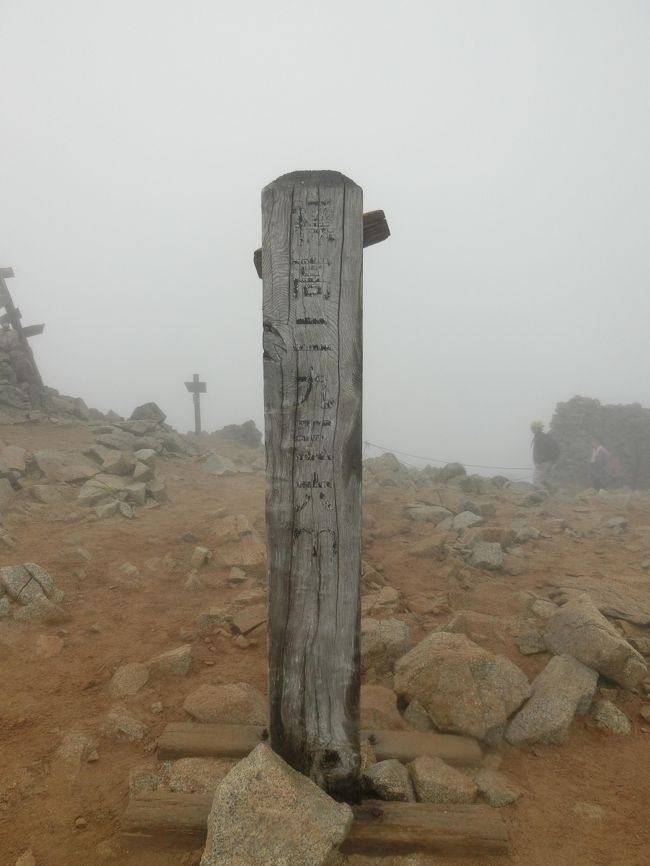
109,663,149,698
363,759,415,801
87,750,100,762
234,635,251,649
75,817,87,829
590,700,631,735
118,501,135,519
184,571,204,591
474,768,523,807
403,700,435,732
482,753,502,770
102,705,148,742
190,546,211,569
452,511,483,531
96,500,119,519
15,851,37,866
228,567,247,584
408,756,477,804
516,629,547,655
469,541,504,570
148,645,192,677
151,701,164,714
573,801,605,820
133,461,154,483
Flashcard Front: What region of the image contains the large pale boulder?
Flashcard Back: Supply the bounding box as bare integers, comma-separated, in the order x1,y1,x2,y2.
183,683,266,725
506,655,597,746
394,632,530,742
200,744,352,866
544,594,647,689
360,617,410,675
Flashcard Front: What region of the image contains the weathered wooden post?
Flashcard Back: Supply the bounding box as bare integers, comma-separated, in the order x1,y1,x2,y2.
184,373,206,434
261,171,388,800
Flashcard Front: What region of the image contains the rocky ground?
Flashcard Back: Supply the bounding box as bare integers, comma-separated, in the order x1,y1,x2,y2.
1,422,650,866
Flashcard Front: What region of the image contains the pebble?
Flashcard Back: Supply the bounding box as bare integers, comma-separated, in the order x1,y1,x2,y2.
75,817,87,829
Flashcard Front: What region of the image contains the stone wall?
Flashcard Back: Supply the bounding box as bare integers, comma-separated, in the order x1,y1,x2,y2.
551,396,650,488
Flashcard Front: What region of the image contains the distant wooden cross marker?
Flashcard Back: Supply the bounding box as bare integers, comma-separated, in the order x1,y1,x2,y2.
184,373,206,434
258,171,389,799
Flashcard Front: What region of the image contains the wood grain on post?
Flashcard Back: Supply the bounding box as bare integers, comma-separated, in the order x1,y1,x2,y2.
262,170,363,800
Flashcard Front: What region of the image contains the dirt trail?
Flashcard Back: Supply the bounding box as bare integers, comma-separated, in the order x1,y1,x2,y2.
0,423,649,866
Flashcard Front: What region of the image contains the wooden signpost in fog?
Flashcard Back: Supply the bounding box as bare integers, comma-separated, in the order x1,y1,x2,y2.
184,373,206,435
260,171,388,799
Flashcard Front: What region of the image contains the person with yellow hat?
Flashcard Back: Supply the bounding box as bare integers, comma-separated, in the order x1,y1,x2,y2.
531,421,559,488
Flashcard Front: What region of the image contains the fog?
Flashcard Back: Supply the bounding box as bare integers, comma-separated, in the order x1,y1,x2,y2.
1,0,649,478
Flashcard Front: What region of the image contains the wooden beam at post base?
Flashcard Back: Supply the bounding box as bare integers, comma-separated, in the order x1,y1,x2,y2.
253,208,390,278
156,722,482,766
121,792,509,856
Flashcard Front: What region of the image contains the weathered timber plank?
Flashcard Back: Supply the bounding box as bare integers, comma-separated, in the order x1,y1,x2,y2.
262,171,363,798
253,209,390,277
21,323,45,338
157,722,482,766
121,793,508,855
345,801,509,856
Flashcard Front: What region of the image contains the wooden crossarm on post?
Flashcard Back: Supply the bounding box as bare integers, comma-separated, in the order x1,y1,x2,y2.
253,208,390,278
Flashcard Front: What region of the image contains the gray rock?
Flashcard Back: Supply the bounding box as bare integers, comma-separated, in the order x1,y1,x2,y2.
363,759,415,801
201,453,238,476
130,402,166,423
33,449,99,482
360,617,410,675
506,655,598,746
408,756,477,803
515,628,547,655
0,596,12,618
95,428,138,451
109,663,150,698
134,448,157,468
95,500,119,519
403,504,453,525
438,462,466,483
1,564,47,604
146,477,168,503
452,511,483,531
183,682,266,725
394,632,530,742
474,768,523,807
102,705,148,742
125,482,147,506
510,519,541,543
544,593,648,688
200,744,352,866
133,461,154,483
403,700,435,732
148,645,192,677
211,420,262,448
590,699,631,735
469,541,504,570
101,450,136,476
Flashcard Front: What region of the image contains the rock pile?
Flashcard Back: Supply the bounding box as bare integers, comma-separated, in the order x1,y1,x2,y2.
551,395,650,488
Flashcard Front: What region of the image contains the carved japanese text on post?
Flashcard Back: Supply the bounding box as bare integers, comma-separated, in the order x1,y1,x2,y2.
262,171,363,799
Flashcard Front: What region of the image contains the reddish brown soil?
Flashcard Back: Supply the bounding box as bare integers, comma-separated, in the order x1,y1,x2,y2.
1,423,649,866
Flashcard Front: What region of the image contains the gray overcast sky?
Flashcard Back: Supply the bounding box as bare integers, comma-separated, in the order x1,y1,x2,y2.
1,0,649,477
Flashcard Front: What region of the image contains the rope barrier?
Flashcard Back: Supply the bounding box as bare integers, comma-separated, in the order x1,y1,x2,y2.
363,440,533,473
